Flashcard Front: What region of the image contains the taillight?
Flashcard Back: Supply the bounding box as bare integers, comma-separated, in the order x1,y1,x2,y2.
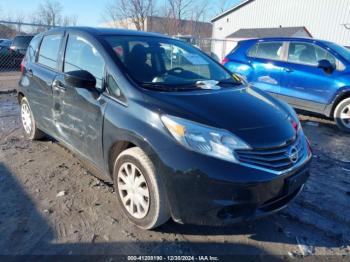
292,121,298,132
221,57,229,65
20,58,26,73
9,46,15,54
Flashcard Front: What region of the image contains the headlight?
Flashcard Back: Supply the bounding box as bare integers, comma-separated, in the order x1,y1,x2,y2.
161,115,250,163
284,103,302,133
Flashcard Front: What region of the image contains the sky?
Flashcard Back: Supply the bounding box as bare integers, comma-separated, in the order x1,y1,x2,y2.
0,0,241,26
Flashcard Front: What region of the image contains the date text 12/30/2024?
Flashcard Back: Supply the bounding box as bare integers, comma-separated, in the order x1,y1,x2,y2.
127,256,220,261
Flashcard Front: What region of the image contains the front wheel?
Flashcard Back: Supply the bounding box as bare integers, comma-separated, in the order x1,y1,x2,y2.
334,98,350,133
113,147,170,229
20,97,45,140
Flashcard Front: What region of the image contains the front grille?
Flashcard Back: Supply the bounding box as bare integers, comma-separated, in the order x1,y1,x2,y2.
235,135,305,171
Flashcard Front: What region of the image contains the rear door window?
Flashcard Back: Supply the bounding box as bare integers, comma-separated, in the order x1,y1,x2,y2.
37,34,63,70
64,35,105,89
253,42,284,60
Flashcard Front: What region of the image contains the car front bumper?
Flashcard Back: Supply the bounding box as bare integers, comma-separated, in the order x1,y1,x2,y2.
154,139,312,226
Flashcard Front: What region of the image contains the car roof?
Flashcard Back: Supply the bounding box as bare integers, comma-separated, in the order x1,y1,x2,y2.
239,37,327,44
63,26,171,39
14,35,34,37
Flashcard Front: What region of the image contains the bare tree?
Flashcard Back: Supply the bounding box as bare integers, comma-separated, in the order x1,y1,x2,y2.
167,0,192,21
165,0,193,35
36,0,63,27
34,0,77,27
104,0,154,31
62,16,77,26
217,0,231,13
188,0,209,36
14,12,26,32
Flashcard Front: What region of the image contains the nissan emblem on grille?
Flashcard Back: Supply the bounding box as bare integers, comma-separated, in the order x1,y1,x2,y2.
287,146,299,163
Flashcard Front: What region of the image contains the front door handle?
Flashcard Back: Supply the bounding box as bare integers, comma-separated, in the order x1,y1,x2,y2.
52,80,66,92
283,67,293,73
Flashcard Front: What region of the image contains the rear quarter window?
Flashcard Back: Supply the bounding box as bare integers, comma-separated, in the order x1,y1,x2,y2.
27,36,42,62
229,42,241,55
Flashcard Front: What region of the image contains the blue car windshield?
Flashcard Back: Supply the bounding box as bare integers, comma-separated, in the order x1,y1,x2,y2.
324,41,350,62
103,35,238,89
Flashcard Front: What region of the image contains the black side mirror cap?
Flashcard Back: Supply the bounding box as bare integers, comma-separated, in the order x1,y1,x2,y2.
65,70,96,90
318,59,335,73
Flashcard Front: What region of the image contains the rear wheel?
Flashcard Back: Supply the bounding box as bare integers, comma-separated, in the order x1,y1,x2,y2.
113,147,170,229
20,97,45,140
334,98,350,133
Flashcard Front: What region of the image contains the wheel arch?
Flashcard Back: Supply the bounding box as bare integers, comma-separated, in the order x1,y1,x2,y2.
106,132,160,180
17,91,25,104
330,89,350,118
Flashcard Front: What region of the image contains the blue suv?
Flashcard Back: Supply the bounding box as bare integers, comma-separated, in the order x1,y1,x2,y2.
223,37,350,132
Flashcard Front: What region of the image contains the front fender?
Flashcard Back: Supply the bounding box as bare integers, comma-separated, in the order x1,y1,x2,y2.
101,96,175,176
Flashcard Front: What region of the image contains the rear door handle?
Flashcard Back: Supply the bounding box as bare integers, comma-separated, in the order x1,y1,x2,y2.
283,68,293,73
52,80,66,92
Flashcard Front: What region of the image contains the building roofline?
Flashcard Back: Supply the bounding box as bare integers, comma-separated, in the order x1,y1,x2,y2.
226,26,313,38
211,0,254,22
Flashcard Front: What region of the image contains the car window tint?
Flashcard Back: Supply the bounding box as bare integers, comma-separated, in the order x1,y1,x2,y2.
288,43,318,65
64,35,105,89
27,36,42,62
13,36,33,49
105,36,231,86
37,34,62,69
255,42,283,60
288,42,343,69
160,43,211,77
107,74,125,101
247,43,258,57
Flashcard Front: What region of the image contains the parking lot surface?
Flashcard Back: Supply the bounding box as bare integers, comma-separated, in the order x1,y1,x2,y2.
0,87,349,259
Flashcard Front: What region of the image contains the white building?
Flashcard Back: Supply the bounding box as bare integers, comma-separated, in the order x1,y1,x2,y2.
211,0,350,59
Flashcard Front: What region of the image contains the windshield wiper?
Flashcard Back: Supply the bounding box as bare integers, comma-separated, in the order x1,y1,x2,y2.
217,78,242,86
140,82,198,91
141,78,242,91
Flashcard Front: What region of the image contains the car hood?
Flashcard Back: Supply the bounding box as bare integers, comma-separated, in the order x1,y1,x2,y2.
144,85,297,148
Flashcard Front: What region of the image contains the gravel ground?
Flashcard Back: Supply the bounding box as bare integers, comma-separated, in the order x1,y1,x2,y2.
0,90,349,260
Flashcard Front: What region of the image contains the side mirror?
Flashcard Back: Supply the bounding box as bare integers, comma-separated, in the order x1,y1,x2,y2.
65,70,96,90
318,59,335,74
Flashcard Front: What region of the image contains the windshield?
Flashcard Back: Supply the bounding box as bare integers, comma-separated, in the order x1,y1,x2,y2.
13,36,33,48
324,41,350,62
104,35,237,89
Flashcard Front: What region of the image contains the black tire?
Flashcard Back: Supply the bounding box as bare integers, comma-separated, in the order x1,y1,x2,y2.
20,97,46,140
113,147,170,229
334,98,350,133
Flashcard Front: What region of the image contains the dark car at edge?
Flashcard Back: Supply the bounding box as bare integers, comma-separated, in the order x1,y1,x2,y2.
18,27,312,229
10,35,34,68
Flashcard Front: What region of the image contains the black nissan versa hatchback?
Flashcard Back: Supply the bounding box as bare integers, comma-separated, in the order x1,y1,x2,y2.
18,27,312,229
